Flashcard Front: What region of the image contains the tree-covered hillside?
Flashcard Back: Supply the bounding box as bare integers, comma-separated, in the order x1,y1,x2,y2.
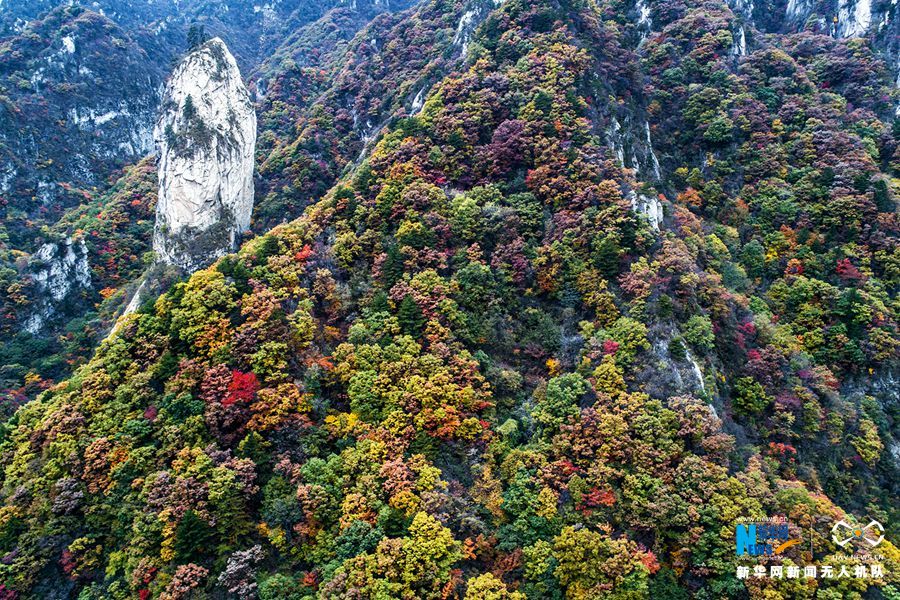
0,0,898,598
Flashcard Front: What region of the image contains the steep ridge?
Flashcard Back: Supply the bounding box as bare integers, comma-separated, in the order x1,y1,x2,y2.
722,0,900,99
0,0,419,244
0,0,416,73
0,0,423,255
0,160,158,408
252,0,503,228
0,0,897,598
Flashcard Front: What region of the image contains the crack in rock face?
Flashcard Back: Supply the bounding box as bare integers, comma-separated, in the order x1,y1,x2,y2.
153,37,256,272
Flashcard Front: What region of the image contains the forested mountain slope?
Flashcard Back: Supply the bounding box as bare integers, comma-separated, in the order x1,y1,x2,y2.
0,0,898,598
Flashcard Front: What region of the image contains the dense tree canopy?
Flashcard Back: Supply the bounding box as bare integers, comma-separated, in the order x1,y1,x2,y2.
0,0,898,597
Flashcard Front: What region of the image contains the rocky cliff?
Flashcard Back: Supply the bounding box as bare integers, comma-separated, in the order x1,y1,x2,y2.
0,6,162,243
21,237,92,334
152,37,256,271
725,0,898,43
0,1,422,400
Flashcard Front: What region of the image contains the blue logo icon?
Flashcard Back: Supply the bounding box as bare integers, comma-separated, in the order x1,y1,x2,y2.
736,521,798,556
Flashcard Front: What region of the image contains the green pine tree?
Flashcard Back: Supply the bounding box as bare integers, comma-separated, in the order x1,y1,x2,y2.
397,295,425,337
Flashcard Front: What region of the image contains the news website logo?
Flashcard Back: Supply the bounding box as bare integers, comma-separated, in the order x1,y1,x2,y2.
734,514,890,581
735,518,801,557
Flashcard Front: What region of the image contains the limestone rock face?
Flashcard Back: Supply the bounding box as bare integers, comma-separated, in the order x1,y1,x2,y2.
23,237,92,334
153,37,256,271
630,192,663,232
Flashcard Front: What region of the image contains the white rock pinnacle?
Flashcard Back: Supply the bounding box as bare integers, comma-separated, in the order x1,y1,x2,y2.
153,37,256,271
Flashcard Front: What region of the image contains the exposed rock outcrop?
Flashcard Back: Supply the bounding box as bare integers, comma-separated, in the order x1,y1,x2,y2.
605,112,666,230
452,0,508,57
22,237,92,334
153,37,256,271
836,0,873,37
630,192,664,231
0,7,161,221
729,0,891,40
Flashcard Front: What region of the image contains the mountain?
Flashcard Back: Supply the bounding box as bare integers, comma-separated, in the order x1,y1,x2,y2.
0,0,418,237
0,1,421,72
0,0,899,598
0,0,422,406
251,0,492,228
0,5,161,237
